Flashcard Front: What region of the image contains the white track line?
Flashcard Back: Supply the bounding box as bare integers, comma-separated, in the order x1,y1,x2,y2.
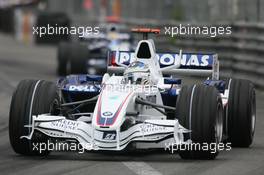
122,161,163,175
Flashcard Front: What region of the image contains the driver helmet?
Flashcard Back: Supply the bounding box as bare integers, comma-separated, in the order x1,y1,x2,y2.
123,61,150,84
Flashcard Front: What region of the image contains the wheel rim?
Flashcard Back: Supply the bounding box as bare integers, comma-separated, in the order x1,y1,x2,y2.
215,102,223,144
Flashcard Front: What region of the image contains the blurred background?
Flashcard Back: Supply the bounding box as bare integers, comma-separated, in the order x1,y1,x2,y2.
45,0,264,22
0,0,264,88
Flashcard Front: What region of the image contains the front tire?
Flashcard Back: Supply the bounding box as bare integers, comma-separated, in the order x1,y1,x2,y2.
9,80,58,155
176,84,223,159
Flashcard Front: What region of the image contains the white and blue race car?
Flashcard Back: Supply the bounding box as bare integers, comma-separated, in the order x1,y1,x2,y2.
9,28,256,159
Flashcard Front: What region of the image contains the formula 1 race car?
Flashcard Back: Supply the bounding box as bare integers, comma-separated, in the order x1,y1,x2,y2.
57,23,134,76
9,28,256,159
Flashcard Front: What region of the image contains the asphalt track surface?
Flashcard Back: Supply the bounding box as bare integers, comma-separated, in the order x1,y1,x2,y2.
0,33,263,175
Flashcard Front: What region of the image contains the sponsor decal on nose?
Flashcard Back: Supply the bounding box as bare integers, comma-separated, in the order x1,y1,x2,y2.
102,111,113,117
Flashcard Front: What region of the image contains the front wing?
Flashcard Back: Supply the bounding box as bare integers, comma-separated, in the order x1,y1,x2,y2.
21,114,190,151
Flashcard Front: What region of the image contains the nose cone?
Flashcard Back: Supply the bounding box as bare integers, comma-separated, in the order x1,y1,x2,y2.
92,89,134,130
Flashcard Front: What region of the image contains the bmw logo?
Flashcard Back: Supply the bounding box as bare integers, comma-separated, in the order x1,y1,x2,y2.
102,111,113,116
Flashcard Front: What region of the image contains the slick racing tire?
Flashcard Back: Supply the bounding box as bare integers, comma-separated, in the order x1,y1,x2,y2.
9,80,59,155
69,43,88,74
57,42,70,76
176,84,223,160
227,79,256,147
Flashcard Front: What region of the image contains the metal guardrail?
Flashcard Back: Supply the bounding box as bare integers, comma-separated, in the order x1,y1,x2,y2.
122,19,264,89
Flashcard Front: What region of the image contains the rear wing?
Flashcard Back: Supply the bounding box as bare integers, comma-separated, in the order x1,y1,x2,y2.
107,51,219,80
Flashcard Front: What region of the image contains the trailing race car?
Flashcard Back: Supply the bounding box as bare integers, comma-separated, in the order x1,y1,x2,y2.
9,28,256,159
57,23,134,76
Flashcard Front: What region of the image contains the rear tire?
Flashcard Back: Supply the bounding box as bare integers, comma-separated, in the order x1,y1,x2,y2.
176,84,223,159
227,79,256,147
9,80,58,155
69,43,88,74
